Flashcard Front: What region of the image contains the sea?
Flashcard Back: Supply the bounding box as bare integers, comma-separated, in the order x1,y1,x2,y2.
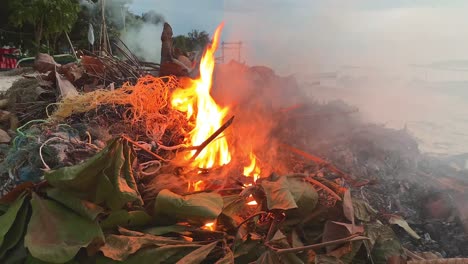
297,64,468,157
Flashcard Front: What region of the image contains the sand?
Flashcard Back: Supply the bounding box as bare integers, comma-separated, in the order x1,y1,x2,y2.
0,72,21,93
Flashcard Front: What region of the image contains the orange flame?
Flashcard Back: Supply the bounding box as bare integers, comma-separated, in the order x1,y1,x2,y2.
192,180,205,192
203,221,216,231
171,23,231,169
243,152,261,182
247,195,258,206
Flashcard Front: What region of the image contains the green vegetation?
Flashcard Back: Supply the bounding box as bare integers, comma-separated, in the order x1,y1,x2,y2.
0,0,209,58
173,30,210,53
8,0,80,52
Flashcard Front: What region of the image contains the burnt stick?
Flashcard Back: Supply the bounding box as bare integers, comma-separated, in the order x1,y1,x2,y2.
190,116,235,161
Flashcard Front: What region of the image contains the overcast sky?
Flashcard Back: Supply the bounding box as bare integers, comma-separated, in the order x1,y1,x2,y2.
129,0,468,73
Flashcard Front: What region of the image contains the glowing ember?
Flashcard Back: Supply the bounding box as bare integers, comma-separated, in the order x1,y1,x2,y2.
171,23,231,169
243,152,261,182
246,195,258,206
203,222,216,231
193,180,205,192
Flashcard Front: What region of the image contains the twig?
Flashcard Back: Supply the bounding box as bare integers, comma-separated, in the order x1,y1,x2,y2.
403,247,425,261
190,116,235,161
280,143,356,184
267,234,366,254
232,211,269,252
158,143,189,151
266,211,286,241
236,211,268,232
304,177,342,201
65,32,78,60
121,135,167,161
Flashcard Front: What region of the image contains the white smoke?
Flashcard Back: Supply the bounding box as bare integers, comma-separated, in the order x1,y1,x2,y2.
78,0,164,63
121,23,163,63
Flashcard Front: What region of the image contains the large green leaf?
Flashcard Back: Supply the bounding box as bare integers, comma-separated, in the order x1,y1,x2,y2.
100,232,194,261
100,210,152,229
0,194,26,247
154,189,223,223
286,178,318,218
25,193,104,263
0,194,28,259
176,241,218,264
97,245,202,264
261,176,297,210
2,240,28,264
46,188,103,221
45,138,142,210
0,198,29,259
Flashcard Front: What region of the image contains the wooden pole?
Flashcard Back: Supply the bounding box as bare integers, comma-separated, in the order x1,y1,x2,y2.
64,32,78,60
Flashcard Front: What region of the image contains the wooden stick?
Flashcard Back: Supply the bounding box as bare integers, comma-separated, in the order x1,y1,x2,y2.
190,116,235,161
121,135,167,161
304,177,342,201
280,143,355,184
65,32,78,60
267,234,366,254
403,247,425,261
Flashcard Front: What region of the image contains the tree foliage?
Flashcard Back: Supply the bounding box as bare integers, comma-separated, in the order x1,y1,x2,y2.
8,0,80,50
173,30,210,53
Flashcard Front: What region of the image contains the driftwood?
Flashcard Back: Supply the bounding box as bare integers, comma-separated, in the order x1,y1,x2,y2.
160,23,173,64
159,22,191,77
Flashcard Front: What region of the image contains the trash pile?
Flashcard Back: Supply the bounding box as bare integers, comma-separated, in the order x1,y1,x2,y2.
0,23,466,264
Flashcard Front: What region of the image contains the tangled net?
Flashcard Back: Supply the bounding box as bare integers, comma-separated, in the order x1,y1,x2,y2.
52,75,188,142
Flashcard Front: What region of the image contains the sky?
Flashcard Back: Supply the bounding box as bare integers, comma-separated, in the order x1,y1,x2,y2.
125,1,468,155
128,0,468,74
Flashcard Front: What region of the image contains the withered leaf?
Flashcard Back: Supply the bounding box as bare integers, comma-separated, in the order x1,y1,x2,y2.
315,255,345,264
261,176,297,211
100,210,151,229
352,198,377,222
175,241,218,264
256,250,282,264
100,232,194,261
96,245,201,264
388,215,421,240
343,189,355,226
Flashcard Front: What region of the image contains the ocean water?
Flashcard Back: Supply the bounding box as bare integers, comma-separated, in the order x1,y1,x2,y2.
298,67,468,157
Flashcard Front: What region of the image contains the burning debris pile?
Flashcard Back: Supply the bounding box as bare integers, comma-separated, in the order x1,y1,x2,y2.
0,23,466,264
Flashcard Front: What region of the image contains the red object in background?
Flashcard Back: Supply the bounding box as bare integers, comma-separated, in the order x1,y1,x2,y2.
0,48,18,69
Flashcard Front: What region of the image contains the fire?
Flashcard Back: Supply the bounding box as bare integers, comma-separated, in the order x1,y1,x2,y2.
203,222,216,231
193,180,205,192
246,195,258,206
171,23,230,169
243,152,261,182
